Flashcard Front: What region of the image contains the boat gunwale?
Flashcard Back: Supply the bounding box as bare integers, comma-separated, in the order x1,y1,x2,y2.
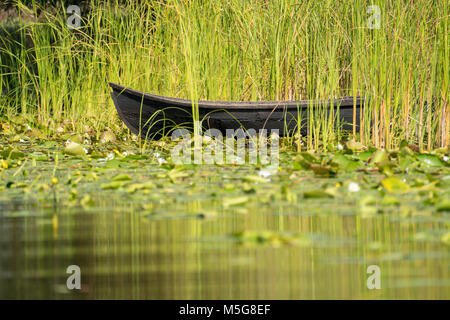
109,82,363,110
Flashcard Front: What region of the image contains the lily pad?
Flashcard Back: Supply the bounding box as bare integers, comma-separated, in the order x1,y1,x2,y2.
125,182,155,193
370,149,389,164
332,154,360,171
416,154,445,167
381,176,410,194
112,174,132,181
223,196,248,208
441,233,450,245
436,199,450,212
243,175,268,183
1,148,25,160
303,189,334,198
100,181,129,190
345,139,366,152
309,164,337,176
64,142,87,157
99,130,117,144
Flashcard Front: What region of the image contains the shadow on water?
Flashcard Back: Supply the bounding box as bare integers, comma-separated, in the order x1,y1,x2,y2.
0,197,448,299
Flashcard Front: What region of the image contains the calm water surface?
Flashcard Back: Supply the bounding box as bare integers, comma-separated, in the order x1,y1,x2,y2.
0,195,448,299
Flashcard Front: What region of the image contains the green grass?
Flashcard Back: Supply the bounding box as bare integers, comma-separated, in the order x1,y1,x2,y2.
0,0,448,150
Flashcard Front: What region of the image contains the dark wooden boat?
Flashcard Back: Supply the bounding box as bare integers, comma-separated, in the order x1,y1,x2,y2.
109,82,362,140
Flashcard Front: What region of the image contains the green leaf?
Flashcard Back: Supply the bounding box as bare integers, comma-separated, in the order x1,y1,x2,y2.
436,199,450,212
243,175,268,183
398,154,415,171
67,134,83,144
381,176,410,194
64,142,86,157
167,168,190,182
416,154,445,167
112,174,132,181
356,151,373,161
309,164,336,176
125,182,156,193
105,159,121,168
1,148,25,160
299,152,319,164
29,152,48,161
345,139,366,152
303,189,334,198
441,233,450,245
381,195,400,206
41,141,58,148
100,181,129,190
99,130,116,144
223,196,248,208
293,160,310,170
376,160,395,176
332,154,360,171
370,149,389,164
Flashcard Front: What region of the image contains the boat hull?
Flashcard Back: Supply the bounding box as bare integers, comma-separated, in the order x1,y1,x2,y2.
109,83,361,140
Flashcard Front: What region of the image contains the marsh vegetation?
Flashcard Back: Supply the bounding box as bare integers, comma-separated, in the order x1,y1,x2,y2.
0,0,448,299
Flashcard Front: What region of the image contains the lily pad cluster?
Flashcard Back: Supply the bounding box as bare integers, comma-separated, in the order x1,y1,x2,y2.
0,124,449,248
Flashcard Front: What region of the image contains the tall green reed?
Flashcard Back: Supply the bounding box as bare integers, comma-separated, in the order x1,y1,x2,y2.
0,0,447,150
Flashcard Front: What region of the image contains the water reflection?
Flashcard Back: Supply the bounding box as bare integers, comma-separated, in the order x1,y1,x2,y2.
0,198,448,299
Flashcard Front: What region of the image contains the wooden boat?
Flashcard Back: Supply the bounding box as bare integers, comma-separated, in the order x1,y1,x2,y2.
109,82,362,140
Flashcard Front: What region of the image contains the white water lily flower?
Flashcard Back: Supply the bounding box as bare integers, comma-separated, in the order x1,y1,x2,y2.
348,182,360,192
106,153,114,161
98,152,114,162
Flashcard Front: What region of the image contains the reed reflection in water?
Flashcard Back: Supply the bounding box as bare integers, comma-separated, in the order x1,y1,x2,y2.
0,199,448,299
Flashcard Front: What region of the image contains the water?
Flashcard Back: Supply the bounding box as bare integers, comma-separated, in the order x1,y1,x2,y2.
1,198,448,299
0,144,448,299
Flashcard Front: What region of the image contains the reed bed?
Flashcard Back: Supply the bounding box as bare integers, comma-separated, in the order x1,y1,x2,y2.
0,0,448,150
